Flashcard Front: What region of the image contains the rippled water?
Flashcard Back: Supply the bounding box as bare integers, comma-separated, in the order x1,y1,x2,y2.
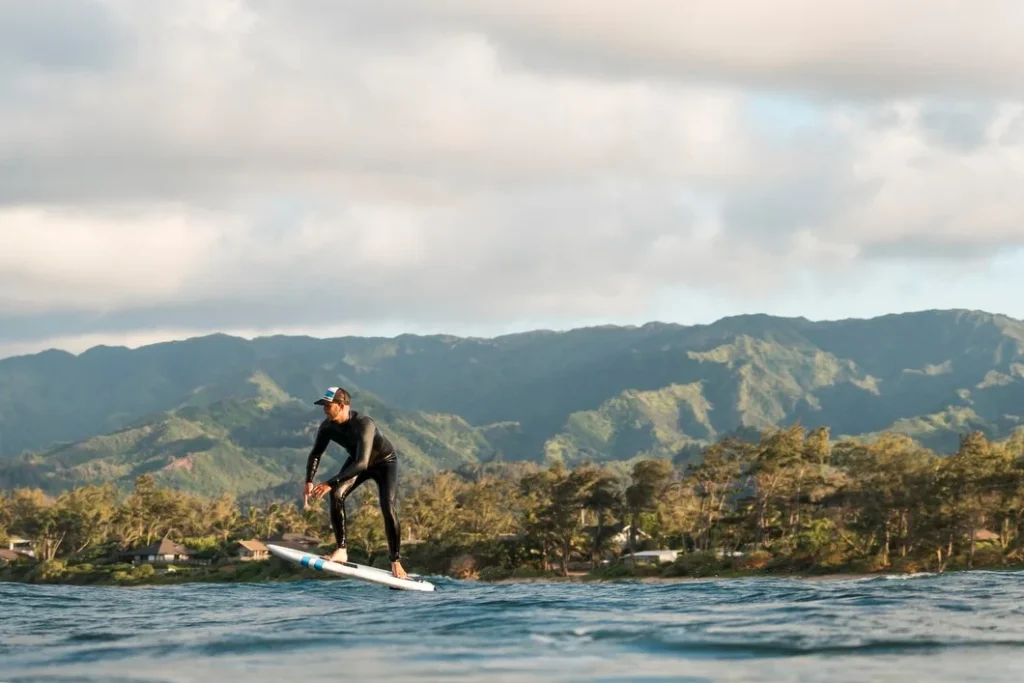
4,571,1024,682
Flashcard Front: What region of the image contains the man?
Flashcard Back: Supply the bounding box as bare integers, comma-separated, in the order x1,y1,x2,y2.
303,386,408,579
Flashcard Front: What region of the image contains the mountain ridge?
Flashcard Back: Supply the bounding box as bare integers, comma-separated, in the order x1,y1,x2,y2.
3,308,1024,497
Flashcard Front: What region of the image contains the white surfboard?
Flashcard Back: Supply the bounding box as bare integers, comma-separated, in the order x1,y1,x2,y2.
266,543,436,592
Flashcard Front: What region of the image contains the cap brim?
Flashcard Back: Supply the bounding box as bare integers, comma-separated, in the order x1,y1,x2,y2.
314,399,329,405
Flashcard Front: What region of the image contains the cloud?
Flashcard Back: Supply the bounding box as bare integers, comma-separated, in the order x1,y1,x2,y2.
919,102,1001,152
0,0,130,73
1,0,1023,353
353,0,1024,99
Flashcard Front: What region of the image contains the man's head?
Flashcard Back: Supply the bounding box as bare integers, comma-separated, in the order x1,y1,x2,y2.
314,386,351,422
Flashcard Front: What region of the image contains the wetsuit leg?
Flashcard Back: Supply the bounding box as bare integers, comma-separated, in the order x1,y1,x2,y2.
328,469,371,550
369,458,402,562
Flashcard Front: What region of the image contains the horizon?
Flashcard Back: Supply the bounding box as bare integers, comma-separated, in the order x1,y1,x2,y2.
2,305,1018,362
3,2,1024,361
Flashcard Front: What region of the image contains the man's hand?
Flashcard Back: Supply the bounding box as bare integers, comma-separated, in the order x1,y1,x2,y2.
302,482,312,509
310,482,332,502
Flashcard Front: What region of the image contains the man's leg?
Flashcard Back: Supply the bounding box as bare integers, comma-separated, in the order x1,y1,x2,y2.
371,458,406,578
324,470,369,562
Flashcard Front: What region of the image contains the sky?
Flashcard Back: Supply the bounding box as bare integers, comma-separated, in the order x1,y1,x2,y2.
2,0,1024,359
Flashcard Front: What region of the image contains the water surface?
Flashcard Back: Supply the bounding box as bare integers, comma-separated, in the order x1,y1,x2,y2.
4,571,1024,682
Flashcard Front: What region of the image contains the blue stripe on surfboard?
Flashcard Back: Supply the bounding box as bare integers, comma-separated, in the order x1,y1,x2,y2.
313,559,324,571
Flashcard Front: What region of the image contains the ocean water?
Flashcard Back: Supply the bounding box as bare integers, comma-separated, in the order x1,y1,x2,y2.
4,571,1024,682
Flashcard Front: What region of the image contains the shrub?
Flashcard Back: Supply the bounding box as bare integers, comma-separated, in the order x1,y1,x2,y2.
448,554,478,579
597,563,640,579
737,550,772,571
30,559,68,583
971,546,1005,568
667,552,727,577
815,550,850,571
846,554,890,574
890,556,920,574
477,566,513,581
131,563,155,580
510,565,554,579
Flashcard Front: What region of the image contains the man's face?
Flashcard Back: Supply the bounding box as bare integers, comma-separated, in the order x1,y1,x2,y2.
323,401,347,421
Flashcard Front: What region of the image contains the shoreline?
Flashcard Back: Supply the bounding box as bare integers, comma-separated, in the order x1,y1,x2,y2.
4,562,1011,588
6,548,1023,588
0,572,952,588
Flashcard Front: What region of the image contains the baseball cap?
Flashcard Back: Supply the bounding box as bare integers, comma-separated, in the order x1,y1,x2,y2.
314,386,345,406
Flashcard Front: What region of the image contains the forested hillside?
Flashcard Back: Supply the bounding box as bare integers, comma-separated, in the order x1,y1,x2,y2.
3,309,1024,497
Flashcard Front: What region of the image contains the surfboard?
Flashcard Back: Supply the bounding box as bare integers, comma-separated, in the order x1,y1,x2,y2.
266,543,437,592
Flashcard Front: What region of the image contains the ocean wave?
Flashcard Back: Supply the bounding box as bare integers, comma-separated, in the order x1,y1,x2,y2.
8,573,1024,682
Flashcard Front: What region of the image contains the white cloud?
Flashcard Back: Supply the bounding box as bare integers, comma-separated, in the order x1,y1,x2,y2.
391,0,1024,98
0,206,231,313
1,0,1023,353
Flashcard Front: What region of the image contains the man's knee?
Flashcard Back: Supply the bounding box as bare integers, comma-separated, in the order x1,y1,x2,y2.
331,478,356,500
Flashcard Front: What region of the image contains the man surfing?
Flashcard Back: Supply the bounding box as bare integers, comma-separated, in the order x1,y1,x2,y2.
303,386,408,580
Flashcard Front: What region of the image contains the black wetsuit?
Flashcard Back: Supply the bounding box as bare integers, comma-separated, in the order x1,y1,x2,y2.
305,411,402,562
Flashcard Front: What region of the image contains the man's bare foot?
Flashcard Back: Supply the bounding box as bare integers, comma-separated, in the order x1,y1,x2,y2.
391,560,408,579
322,547,348,563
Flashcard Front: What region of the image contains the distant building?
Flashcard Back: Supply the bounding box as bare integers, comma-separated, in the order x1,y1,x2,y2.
620,549,681,565
6,536,35,558
972,529,1000,543
236,539,270,561
119,538,210,566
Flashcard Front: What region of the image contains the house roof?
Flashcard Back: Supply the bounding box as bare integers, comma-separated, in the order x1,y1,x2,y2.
124,538,194,556
238,539,268,552
0,549,21,562
622,549,680,559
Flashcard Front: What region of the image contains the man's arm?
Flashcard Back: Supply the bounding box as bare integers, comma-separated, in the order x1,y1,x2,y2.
305,422,331,484
326,418,376,487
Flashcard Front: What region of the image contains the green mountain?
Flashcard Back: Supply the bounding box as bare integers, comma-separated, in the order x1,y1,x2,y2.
3,308,1024,496
0,381,508,496
543,382,715,463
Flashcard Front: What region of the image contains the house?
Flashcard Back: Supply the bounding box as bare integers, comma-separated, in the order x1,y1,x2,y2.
973,529,1000,544
7,536,36,558
237,539,270,561
119,538,209,566
262,532,320,552
620,549,681,566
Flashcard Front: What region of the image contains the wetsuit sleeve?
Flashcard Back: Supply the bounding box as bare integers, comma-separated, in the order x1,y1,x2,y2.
326,418,375,487
305,422,331,484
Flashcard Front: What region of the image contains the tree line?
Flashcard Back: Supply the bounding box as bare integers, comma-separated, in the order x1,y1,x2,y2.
4,424,1024,579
